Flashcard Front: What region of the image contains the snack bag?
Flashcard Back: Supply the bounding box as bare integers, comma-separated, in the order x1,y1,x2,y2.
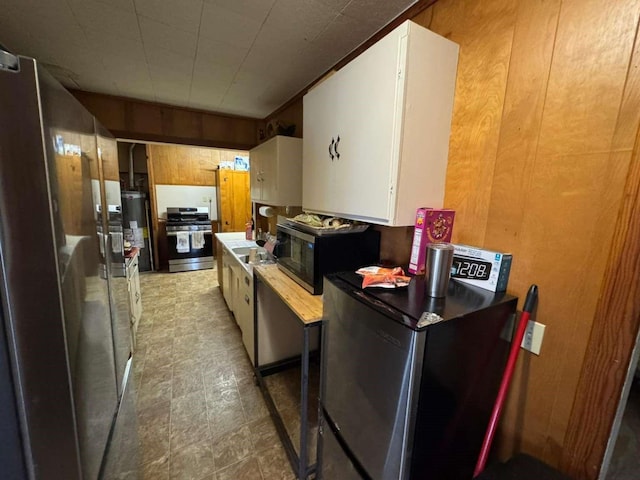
356,266,411,289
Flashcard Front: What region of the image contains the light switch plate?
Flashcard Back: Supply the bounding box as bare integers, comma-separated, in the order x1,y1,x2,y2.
521,320,545,355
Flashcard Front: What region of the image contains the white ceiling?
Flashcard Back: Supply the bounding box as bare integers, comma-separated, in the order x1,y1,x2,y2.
0,0,417,118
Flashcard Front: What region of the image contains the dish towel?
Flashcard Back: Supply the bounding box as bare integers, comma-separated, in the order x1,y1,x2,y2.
176,232,190,253
191,231,205,250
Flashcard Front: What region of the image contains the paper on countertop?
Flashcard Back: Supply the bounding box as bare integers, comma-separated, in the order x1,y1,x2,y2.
176,232,190,253
356,266,411,289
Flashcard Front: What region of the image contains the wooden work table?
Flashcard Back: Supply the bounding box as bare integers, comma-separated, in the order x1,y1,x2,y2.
252,263,323,479
252,264,323,325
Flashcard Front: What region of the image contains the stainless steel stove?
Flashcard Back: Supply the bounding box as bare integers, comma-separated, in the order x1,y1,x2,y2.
166,207,213,272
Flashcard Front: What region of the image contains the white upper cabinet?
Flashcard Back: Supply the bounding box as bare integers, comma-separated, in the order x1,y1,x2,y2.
250,135,303,206
303,20,459,226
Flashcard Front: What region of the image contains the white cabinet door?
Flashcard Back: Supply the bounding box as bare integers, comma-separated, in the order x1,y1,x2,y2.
238,272,254,364
221,247,234,310
303,79,338,215
126,254,142,344
251,136,303,206
331,28,403,222
249,153,262,202
257,138,277,204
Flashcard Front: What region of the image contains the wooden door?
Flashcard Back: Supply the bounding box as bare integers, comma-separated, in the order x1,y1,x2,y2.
218,170,251,232
230,171,251,232
218,169,234,232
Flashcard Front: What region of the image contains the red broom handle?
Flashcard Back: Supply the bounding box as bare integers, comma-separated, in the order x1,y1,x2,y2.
473,284,539,478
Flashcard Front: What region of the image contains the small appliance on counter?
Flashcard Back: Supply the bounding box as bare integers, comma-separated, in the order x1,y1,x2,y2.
274,216,380,295
318,272,518,479
166,207,213,272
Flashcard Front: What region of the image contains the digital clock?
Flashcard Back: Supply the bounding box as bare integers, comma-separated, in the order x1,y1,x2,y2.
451,258,492,281
451,245,513,292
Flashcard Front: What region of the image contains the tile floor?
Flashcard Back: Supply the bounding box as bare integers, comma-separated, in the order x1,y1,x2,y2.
132,268,296,480
606,375,640,480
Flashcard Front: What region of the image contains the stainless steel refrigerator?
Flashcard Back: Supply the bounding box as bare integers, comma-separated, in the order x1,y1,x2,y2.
0,52,138,479
319,272,518,480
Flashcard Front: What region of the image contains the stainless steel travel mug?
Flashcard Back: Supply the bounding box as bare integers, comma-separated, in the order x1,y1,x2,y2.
425,243,454,297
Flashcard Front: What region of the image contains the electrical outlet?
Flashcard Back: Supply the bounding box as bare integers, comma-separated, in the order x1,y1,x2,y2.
521,320,545,355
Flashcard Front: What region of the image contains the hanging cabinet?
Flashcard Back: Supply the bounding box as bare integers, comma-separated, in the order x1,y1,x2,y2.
302,20,459,226
250,135,302,206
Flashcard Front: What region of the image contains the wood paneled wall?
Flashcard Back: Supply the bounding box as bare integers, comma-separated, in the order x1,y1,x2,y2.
266,0,640,476
70,90,260,150
146,143,249,270
412,0,640,476
147,143,248,186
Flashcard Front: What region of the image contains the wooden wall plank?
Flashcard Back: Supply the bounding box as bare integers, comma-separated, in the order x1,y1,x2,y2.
537,0,640,158
70,90,259,149
479,0,562,461
413,0,640,475
561,128,640,479
130,103,163,136
428,0,519,247
560,3,640,477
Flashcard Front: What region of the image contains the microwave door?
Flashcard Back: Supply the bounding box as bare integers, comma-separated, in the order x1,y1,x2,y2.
277,225,316,286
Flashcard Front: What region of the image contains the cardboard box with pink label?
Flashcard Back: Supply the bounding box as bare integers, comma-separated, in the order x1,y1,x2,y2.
408,208,456,275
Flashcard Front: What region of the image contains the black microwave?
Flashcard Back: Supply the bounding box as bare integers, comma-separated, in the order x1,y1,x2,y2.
275,223,380,295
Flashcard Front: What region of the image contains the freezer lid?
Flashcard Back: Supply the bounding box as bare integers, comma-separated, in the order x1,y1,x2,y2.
328,271,517,329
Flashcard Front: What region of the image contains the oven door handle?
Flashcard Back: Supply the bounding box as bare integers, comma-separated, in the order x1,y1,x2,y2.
166,230,212,236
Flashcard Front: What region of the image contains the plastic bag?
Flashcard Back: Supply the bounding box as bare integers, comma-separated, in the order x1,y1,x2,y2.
356,266,411,289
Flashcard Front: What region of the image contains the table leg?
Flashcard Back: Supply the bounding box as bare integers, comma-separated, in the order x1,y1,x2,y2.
299,326,310,479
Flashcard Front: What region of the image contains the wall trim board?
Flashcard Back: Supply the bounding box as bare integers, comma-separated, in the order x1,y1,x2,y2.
560,123,640,479
109,130,256,151
70,90,260,150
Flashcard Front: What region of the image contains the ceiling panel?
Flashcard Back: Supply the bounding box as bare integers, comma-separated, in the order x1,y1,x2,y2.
68,0,141,42
192,57,238,86
94,0,136,13
264,0,339,42
195,35,249,69
199,3,263,50
134,0,204,34
0,0,418,118
145,46,196,74
205,0,276,22
139,17,198,57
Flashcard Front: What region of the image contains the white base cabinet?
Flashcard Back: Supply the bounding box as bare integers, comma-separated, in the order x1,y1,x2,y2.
250,135,302,206
236,270,254,364
303,20,459,226
126,251,142,347
219,243,255,363
221,247,234,312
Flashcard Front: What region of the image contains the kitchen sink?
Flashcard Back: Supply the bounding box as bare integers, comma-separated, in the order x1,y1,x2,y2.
231,246,254,255
232,246,273,265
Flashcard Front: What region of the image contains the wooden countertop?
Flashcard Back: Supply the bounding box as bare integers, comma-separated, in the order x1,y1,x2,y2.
253,264,323,325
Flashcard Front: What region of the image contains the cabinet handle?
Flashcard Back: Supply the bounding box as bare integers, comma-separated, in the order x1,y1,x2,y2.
334,135,340,159
244,276,250,286
244,294,250,304
328,138,335,161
